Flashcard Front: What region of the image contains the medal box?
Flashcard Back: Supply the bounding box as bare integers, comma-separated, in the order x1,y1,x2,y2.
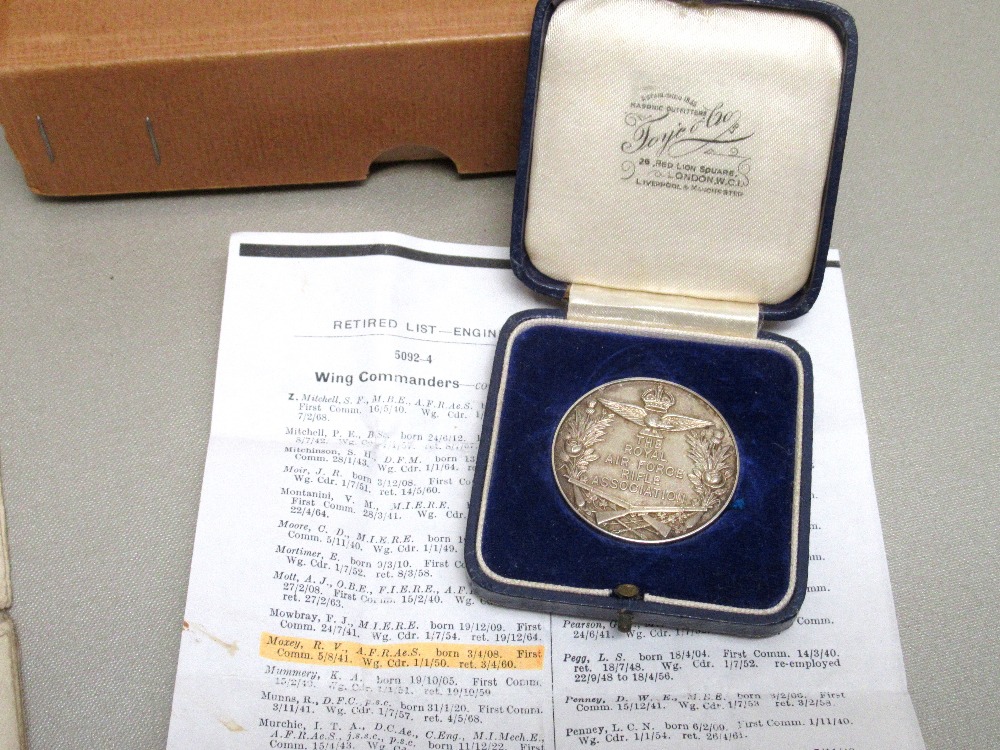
465,0,856,636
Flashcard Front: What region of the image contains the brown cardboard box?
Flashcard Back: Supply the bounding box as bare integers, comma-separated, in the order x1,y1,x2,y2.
0,1,535,196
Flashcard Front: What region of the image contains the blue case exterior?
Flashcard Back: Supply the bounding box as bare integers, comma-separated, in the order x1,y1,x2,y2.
466,0,852,636
509,0,858,320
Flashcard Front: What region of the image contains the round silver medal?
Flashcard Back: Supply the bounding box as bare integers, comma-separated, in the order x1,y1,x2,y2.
552,378,738,544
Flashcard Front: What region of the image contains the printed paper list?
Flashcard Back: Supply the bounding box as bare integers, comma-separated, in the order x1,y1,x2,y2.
167,233,924,750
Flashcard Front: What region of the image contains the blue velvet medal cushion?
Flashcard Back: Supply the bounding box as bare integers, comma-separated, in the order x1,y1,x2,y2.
475,315,807,616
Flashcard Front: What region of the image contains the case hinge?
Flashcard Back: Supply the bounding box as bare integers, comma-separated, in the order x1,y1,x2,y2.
567,284,759,338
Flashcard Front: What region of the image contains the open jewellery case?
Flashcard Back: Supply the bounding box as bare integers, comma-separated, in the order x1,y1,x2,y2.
465,0,857,636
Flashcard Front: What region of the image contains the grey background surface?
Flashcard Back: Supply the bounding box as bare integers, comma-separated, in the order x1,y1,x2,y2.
0,0,996,747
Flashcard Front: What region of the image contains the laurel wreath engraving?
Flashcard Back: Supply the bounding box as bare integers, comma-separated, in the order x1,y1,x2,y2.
555,400,614,492
685,428,737,512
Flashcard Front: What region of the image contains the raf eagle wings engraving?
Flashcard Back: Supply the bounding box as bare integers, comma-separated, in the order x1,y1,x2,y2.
598,384,713,438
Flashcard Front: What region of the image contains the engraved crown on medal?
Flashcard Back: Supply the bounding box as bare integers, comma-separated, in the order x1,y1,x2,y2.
598,384,714,438
641,384,675,414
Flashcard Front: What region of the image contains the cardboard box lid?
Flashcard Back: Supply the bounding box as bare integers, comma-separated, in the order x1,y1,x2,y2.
0,0,535,195
0,0,534,69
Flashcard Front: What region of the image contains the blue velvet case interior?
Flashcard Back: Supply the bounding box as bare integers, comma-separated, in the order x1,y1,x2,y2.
472,312,809,616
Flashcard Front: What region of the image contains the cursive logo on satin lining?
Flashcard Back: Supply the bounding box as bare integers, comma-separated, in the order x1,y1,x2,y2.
620,90,754,198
